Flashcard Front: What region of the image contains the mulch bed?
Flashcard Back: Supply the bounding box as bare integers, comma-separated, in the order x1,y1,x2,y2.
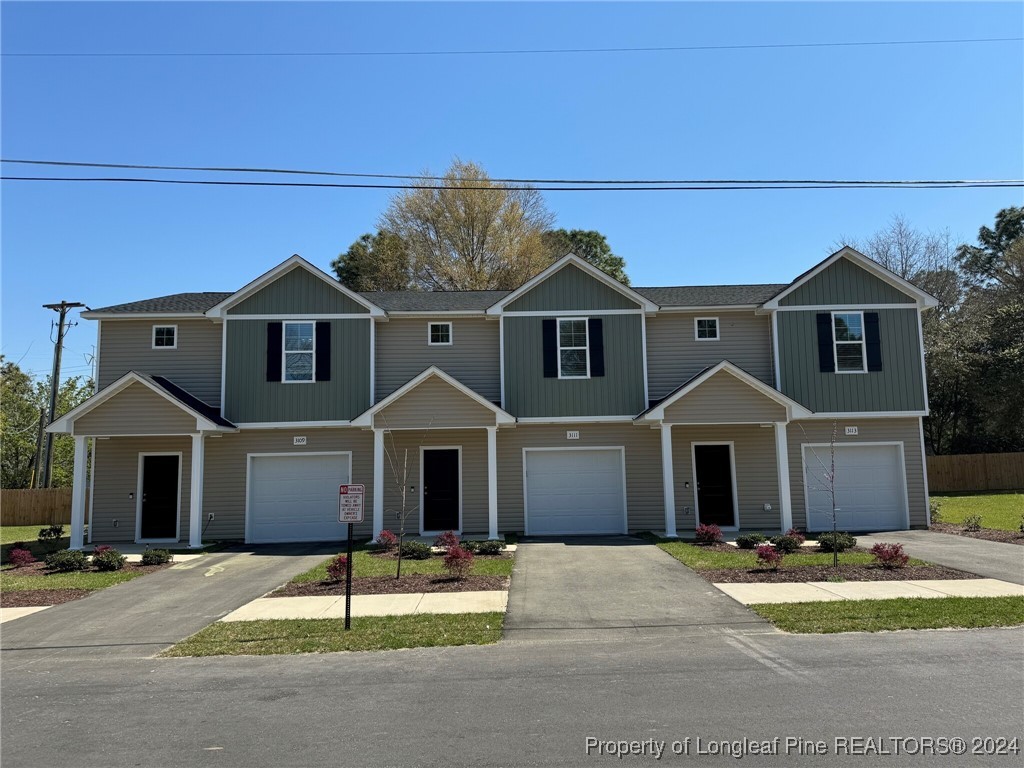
271,574,509,597
699,564,979,584
930,523,1024,546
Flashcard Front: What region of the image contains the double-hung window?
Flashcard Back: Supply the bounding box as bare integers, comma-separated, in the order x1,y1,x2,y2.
832,312,866,373
558,318,589,378
283,321,315,382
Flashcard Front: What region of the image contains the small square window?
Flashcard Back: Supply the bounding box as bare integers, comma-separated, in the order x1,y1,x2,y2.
428,322,452,345
152,325,177,349
695,317,719,341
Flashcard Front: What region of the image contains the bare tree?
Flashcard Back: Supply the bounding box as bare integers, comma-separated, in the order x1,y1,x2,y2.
377,414,434,578
800,421,841,568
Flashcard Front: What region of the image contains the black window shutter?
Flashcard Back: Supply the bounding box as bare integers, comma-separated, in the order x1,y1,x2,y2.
315,322,331,381
816,313,835,373
588,318,605,377
542,319,558,378
865,312,883,372
266,322,283,382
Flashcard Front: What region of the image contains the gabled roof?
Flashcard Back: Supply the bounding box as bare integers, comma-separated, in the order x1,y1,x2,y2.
761,246,940,310
635,361,812,423
351,366,516,427
486,254,660,314
205,255,386,318
47,372,237,434
82,293,233,318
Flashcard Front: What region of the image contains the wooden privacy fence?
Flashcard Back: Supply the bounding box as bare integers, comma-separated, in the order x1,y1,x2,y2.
927,452,1024,493
0,488,87,526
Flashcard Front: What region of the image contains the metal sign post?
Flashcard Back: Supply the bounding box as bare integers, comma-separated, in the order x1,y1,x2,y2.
339,484,365,631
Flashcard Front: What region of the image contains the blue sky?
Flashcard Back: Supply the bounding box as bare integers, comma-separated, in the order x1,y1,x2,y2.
2,1,1022,385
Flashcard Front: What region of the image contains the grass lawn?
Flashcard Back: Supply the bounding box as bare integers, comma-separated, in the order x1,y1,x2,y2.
1,525,71,565
751,596,1024,633
932,492,1024,532
291,546,515,583
163,612,505,656
0,565,150,591
655,540,925,570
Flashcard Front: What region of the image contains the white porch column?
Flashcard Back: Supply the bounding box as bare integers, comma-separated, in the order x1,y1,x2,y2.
373,428,385,538
774,422,793,532
69,435,88,550
660,423,677,538
189,433,206,548
486,426,498,540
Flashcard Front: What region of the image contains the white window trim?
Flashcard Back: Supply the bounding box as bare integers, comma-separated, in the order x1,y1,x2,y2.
427,321,453,346
151,324,178,350
557,317,590,380
282,321,316,384
832,311,867,374
694,316,720,341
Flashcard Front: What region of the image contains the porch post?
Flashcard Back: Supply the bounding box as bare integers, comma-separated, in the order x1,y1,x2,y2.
189,433,205,548
774,422,793,532
486,426,498,540
660,423,677,538
70,435,88,550
373,427,385,538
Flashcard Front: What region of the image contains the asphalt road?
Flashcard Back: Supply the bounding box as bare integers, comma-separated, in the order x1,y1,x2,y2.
2,625,1022,767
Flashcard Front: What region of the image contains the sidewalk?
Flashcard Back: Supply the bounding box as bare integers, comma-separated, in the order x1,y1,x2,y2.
715,578,1024,605
220,590,508,621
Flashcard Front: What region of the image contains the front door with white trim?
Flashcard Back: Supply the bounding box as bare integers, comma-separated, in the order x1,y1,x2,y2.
693,444,737,528
138,454,180,541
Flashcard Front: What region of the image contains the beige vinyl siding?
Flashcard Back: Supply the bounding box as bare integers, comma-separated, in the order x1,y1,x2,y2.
506,264,640,312
375,318,499,402
495,423,662,533
75,383,197,435
91,436,192,544
669,424,782,531
381,429,490,535
780,256,916,306
374,376,498,429
663,371,788,424
229,266,370,314
787,417,926,530
98,319,222,406
646,312,773,400
202,428,375,541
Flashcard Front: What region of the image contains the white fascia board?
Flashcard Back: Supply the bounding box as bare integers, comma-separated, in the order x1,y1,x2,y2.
486,254,659,315
385,311,488,318
81,311,210,320
657,305,760,313
800,410,929,420
205,254,386,318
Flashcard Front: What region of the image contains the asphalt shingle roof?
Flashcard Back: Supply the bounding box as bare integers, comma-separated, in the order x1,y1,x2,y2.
358,290,510,311
90,292,233,314
634,284,790,307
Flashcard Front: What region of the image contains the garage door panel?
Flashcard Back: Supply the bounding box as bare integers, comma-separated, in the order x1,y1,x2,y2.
525,449,625,535
249,454,351,543
804,445,906,532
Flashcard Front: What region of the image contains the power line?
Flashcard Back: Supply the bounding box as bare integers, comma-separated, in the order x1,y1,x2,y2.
2,36,1020,58
3,158,1021,187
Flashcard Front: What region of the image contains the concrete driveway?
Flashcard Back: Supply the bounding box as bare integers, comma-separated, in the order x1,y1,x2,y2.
0,544,337,662
504,536,770,641
857,530,1024,585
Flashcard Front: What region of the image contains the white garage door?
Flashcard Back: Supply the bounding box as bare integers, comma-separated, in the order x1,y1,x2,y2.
248,454,351,543
524,449,626,535
803,444,907,532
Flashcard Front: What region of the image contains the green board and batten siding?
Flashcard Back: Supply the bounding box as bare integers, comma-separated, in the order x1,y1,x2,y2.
504,264,640,312
779,257,916,306
227,266,371,315
224,319,370,423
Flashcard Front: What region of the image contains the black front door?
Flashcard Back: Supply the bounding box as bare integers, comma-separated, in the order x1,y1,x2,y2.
694,444,736,527
422,449,460,532
140,455,179,539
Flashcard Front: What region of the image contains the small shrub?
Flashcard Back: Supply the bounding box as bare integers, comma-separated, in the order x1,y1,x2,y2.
374,529,398,551
45,549,87,572
817,531,856,553
38,525,65,542
92,547,126,571
326,554,349,582
9,547,36,568
735,533,767,550
755,544,783,570
963,514,982,532
784,528,807,545
770,534,802,555
460,540,480,553
399,540,432,560
476,540,505,556
442,545,474,580
870,542,909,569
141,548,173,565
694,523,723,545
929,499,944,524
433,531,460,551
1018,515,1024,535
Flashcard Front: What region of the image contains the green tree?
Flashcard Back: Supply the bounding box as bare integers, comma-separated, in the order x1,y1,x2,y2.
331,230,412,291
541,229,630,284
956,206,1024,291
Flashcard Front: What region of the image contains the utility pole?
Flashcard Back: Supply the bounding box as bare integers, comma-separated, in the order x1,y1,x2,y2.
41,300,85,488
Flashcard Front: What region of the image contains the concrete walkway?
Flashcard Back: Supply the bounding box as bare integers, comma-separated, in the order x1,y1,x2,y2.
717,578,1024,605
220,591,507,621
857,530,1024,585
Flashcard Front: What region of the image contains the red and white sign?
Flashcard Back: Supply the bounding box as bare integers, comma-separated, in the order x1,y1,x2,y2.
338,484,365,523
